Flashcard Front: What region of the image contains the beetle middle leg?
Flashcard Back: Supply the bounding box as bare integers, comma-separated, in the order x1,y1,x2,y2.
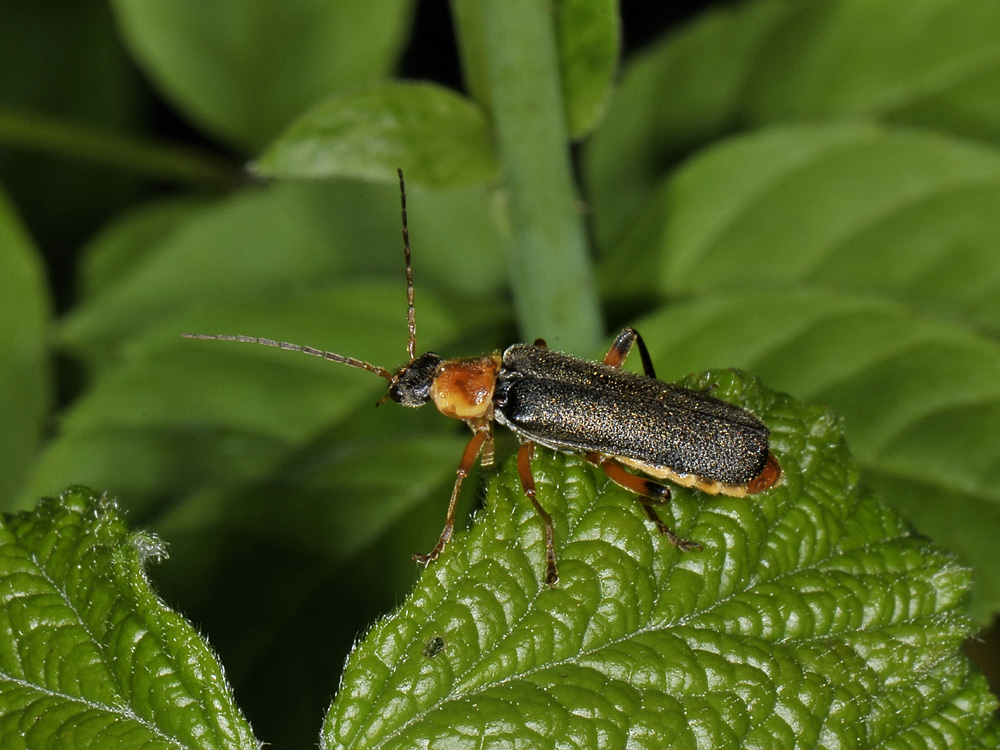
586,453,703,552
414,427,491,566
603,328,656,378
516,441,559,586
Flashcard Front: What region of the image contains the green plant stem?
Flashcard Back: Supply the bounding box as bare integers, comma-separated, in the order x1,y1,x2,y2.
481,0,603,353
0,107,243,186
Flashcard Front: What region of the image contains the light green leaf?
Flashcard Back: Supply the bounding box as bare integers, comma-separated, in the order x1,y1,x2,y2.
604,123,1000,335
588,123,1000,618
323,371,996,749
60,179,506,359
0,187,50,509
584,0,1000,250
255,82,500,188
583,0,792,248
556,0,620,138
109,0,415,150
746,0,1000,136
27,281,507,723
0,487,257,749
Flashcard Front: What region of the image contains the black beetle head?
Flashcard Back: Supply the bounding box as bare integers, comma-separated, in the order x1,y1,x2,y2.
388,352,442,407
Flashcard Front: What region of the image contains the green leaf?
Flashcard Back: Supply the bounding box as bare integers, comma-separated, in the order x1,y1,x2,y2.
584,0,1000,250
0,187,50,509
603,124,1000,333
583,0,792,248
323,371,996,749
254,82,500,188
60,179,507,359
76,196,210,301
29,283,495,516
745,0,1000,137
556,0,620,139
109,0,415,150
0,487,257,749
0,0,147,252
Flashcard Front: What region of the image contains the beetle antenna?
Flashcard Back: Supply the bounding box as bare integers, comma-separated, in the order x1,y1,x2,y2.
180,333,394,381
398,168,417,361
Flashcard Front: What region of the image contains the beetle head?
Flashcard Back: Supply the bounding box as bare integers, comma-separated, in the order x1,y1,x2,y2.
389,352,442,407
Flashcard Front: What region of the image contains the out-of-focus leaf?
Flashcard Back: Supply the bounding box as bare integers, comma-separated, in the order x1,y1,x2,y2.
604,123,1000,335
746,0,1000,138
323,371,996,749
583,0,791,248
255,82,499,188
0,487,257,749
109,0,415,150
588,123,1000,617
556,0,619,138
77,196,211,300
584,0,1000,250
0,187,50,509
61,179,507,360
0,0,145,252
28,284,495,517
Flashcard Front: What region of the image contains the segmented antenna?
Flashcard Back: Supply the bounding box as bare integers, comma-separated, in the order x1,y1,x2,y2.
398,168,417,361
179,333,394,381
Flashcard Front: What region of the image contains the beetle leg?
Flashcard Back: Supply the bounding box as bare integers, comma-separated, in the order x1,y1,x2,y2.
414,428,490,566
586,453,703,552
479,421,496,467
603,328,656,378
517,441,558,586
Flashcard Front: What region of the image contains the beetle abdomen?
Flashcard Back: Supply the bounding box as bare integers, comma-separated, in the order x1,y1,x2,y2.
494,345,771,486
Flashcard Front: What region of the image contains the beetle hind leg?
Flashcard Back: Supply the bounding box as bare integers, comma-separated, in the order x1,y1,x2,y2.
517,442,559,586
586,453,703,553
603,328,656,378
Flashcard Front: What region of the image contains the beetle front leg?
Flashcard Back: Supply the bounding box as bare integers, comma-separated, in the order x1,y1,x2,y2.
414,428,490,566
586,453,703,552
517,441,559,586
603,328,657,378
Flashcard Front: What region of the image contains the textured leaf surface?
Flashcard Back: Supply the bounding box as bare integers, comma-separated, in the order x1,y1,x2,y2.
109,0,414,150
323,371,995,749
255,82,499,188
0,487,257,749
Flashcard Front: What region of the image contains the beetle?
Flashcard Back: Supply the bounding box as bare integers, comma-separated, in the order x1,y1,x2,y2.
183,169,781,586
